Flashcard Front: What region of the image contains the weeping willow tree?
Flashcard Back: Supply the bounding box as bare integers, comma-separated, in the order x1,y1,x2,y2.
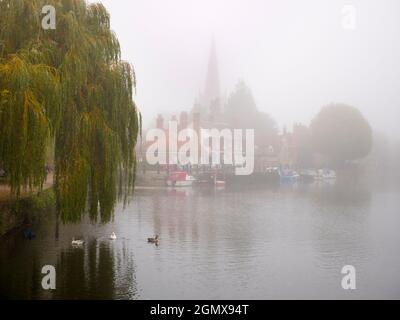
0,0,139,223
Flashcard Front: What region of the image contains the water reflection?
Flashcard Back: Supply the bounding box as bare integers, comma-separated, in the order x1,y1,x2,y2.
309,183,371,274
1,180,400,299
0,223,138,300
53,239,137,299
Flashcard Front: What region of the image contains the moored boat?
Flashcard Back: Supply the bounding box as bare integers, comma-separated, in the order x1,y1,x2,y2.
166,171,196,187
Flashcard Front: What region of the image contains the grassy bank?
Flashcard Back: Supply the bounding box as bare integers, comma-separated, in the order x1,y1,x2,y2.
0,189,56,237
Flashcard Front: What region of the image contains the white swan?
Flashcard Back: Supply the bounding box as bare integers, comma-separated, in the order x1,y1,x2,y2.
72,238,84,246
110,232,117,240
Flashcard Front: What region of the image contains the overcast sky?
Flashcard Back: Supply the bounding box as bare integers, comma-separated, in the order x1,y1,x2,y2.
91,0,400,137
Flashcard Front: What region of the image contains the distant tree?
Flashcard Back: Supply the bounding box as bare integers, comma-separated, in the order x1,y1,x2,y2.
225,80,277,149
225,81,258,126
310,104,372,165
292,123,313,168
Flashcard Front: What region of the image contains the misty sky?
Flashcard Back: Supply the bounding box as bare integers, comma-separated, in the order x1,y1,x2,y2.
91,0,400,137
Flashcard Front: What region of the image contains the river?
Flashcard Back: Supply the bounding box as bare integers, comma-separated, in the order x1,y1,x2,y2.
1,180,400,299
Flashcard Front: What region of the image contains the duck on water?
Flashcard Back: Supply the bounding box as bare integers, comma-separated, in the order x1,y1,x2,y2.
148,235,159,244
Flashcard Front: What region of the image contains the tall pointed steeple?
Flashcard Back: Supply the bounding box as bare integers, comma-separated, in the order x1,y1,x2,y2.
201,38,221,115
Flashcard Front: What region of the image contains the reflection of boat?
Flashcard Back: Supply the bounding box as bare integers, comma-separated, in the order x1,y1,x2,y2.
166,187,195,197
315,169,336,180
214,179,226,187
279,168,300,183
314,178,336,187
166,172,196,187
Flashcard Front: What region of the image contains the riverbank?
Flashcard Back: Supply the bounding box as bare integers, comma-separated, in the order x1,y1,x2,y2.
0,171,163,237
0,189,56,238
0,174,55,237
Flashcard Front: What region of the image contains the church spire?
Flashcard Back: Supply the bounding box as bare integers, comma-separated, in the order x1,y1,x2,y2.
203,38,221,113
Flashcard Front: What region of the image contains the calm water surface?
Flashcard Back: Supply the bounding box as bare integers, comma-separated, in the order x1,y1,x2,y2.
1,180,400,299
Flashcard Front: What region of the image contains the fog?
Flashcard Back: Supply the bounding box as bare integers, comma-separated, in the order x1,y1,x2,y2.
91,0,400,137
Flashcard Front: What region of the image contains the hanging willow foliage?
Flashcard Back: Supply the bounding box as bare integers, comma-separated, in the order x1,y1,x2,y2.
0,0,139,223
